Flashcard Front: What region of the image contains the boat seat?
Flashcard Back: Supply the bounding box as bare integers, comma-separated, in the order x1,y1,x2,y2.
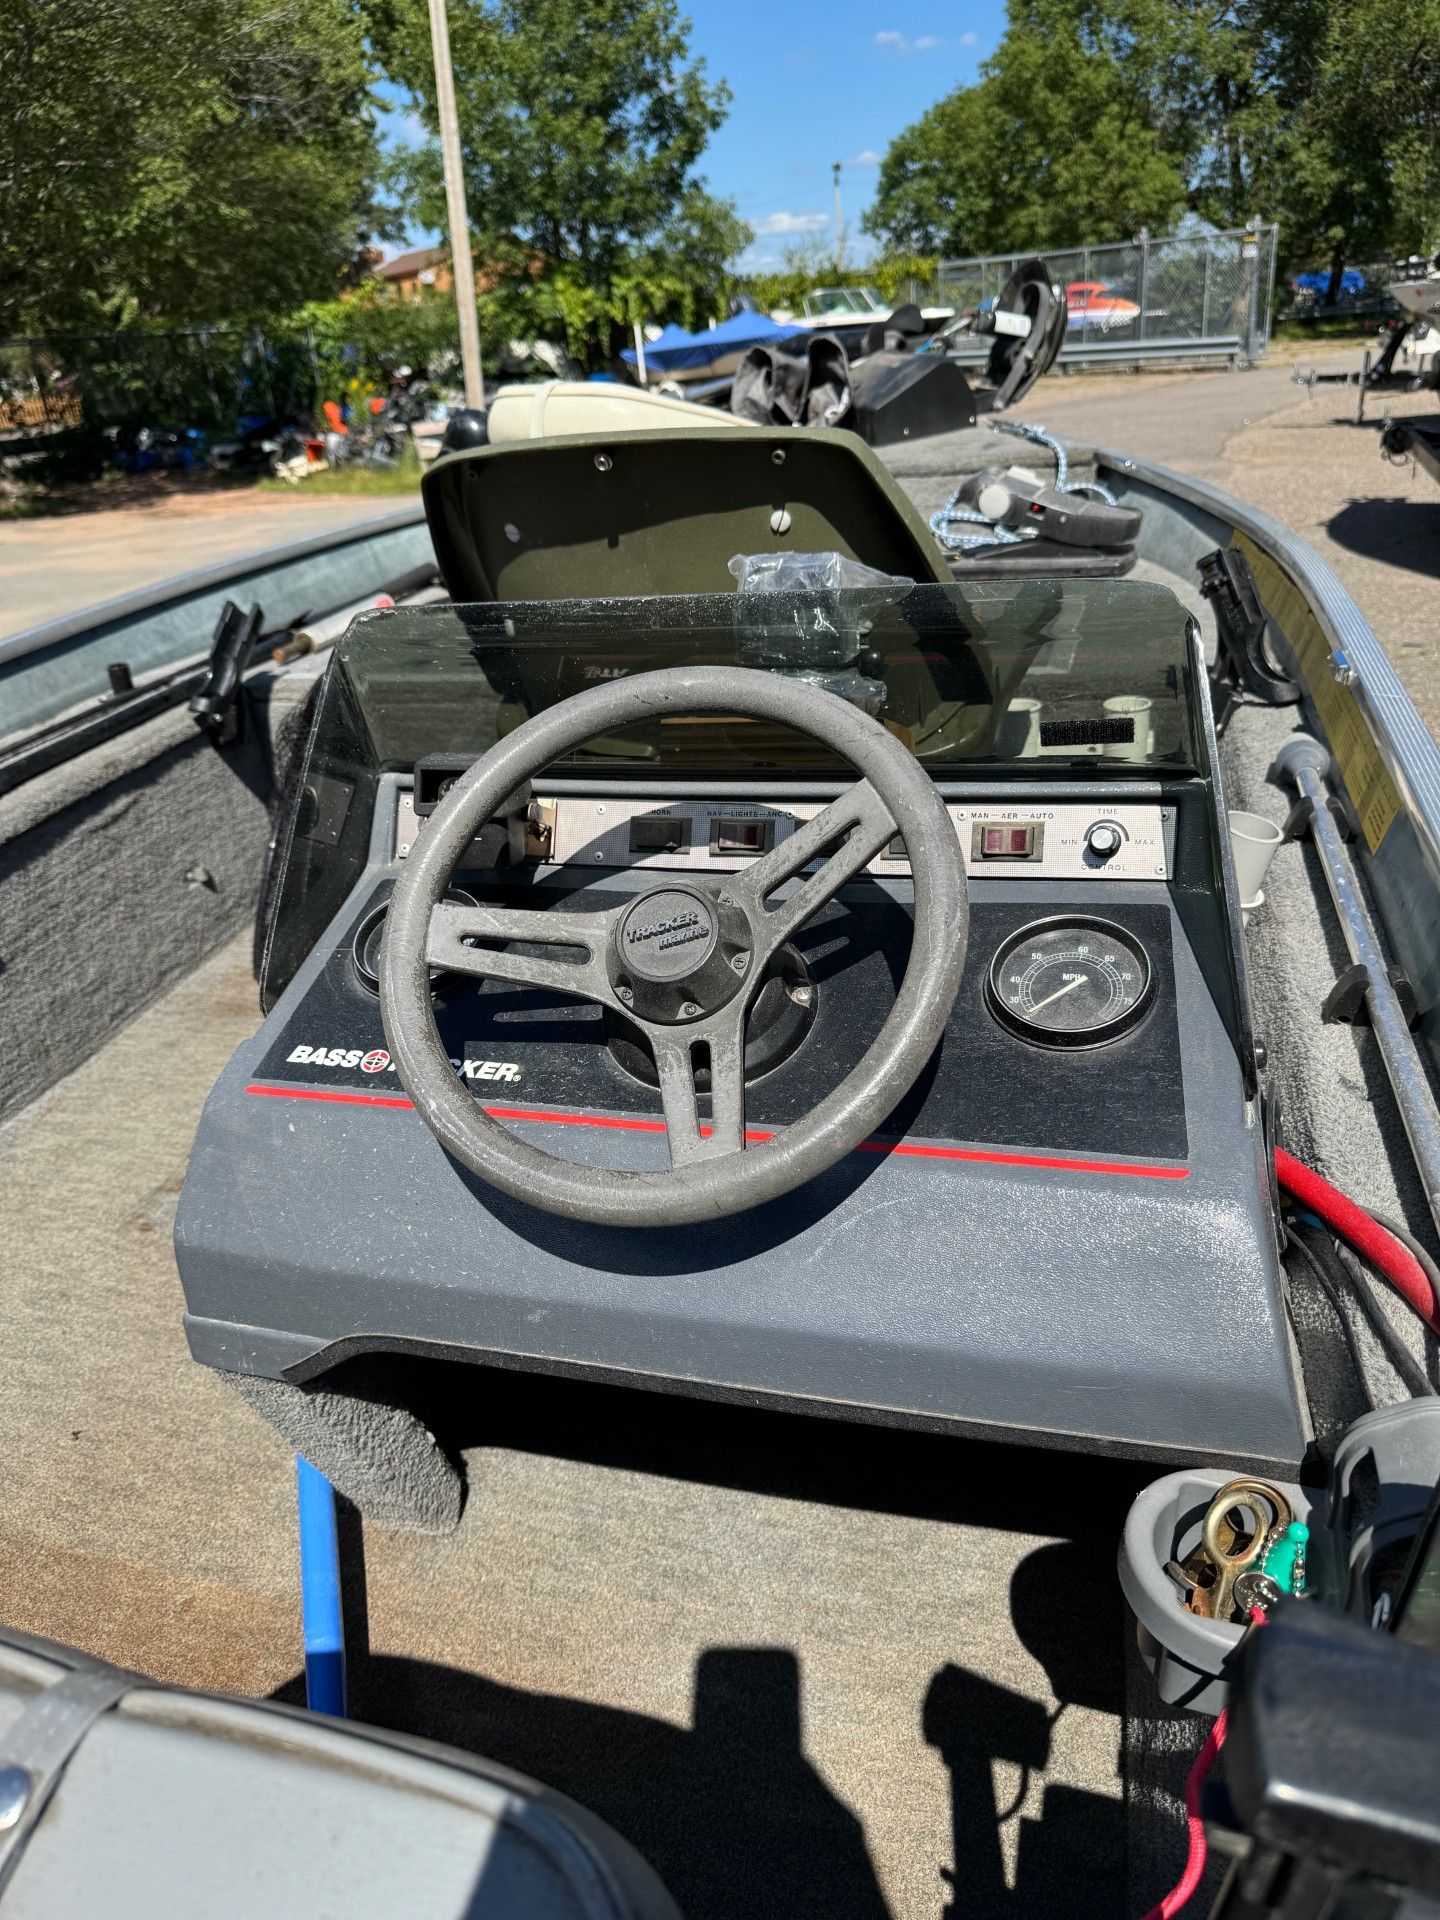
0,1629,679,1920
486,380,748,444
421,426,950,601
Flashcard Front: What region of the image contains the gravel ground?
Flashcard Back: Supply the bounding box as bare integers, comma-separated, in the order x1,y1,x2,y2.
1012,356,1440,735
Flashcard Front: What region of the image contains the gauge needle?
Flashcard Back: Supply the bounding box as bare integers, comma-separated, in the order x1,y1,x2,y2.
1029,976,1087,1014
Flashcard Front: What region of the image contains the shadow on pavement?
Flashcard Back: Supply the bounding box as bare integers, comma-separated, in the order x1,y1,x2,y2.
1326,495,1440,579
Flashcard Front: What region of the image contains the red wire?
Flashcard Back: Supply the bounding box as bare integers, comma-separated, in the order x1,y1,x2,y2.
1138,1611,1268,1920
1274,1146,1440,1334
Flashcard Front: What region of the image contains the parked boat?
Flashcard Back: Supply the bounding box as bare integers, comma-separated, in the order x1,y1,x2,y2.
4,376,1440,1916
619,311,807,385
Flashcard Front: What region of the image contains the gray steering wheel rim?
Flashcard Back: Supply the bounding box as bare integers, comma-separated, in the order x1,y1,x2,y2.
380,664,968,1227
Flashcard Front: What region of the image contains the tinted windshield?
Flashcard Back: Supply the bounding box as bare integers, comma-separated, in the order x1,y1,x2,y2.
337,579,1200,777
807,287,885,315
262,578,1199,1005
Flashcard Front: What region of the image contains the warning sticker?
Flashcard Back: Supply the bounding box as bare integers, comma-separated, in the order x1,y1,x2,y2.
1231,532,1400,853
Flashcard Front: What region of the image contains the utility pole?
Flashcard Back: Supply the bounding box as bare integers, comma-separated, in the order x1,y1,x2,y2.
832,162,844,274
428,0,485,410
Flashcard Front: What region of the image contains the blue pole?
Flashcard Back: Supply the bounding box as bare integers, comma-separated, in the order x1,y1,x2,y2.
296,1456,346,1717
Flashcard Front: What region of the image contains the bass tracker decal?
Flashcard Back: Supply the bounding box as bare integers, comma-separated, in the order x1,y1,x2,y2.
284,1042,521,1084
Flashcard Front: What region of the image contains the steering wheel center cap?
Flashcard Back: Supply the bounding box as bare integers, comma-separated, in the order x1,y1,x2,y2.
609,882,753,1024
620,887,718,983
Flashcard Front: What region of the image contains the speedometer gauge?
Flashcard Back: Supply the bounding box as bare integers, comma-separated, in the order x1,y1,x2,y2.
986,916,1153,1048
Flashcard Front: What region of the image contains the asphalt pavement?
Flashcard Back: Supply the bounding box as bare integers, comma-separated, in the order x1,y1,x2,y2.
0,490,413,641
1013,356,1440,734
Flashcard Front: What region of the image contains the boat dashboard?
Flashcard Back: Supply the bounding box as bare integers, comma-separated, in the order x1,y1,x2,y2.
177,580,1306,1470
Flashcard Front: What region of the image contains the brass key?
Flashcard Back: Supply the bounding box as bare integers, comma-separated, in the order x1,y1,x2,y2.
1186,1479,1294,1621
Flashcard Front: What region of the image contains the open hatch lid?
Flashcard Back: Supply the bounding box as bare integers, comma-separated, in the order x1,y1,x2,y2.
421,428,951,603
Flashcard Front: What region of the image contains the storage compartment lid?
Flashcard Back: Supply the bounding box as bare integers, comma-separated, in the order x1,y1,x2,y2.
421,427,950,603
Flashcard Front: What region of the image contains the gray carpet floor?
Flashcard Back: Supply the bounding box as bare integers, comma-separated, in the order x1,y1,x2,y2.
0,937,1142,1917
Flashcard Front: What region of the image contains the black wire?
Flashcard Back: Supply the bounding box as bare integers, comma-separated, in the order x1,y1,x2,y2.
1285,1225,1387,1393
1285,1223,1436,1399
1367,1206,1440,1303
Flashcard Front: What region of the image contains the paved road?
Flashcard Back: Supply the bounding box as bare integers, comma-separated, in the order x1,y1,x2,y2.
1014,357,1440,733
1012,360,1307,477
0,490,415,641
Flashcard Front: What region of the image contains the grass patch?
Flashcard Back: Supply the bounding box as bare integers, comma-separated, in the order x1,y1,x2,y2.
1261,325,1379,367
1274,311,1388,340
257,447,424,496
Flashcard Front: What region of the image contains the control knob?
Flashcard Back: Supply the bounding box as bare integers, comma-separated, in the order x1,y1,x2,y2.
1085,821,1123,861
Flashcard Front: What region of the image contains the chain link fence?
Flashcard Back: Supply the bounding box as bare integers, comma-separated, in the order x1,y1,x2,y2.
934,222,1278,368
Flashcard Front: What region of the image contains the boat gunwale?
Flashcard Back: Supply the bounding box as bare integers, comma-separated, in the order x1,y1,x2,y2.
1095,443,1440,891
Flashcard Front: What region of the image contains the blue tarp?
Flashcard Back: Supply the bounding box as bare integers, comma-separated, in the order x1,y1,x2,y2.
1292,269,1368,298
621,311,807,374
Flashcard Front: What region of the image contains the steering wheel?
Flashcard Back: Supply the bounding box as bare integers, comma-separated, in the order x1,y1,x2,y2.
380,666,968,1227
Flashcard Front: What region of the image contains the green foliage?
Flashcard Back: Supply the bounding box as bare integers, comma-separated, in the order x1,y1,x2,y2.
258,443,423,496
739,250,941,317
367,0,750,364
0,0,389,338
865,0,1188,257
1275,0,1440,285
296,287,466,398
865,0,1440,286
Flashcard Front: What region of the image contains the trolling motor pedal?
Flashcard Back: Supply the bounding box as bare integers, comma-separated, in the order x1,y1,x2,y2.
952,465,1143,549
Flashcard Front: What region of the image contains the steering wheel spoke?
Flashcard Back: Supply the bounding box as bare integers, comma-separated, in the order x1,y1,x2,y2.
650,1009,749,1167
425,900,614,1002
736,780,898,955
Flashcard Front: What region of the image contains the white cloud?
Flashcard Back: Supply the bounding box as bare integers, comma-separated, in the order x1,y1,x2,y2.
873,29,941,53
755,210,831,236
845,150,882,166
960,30,979,46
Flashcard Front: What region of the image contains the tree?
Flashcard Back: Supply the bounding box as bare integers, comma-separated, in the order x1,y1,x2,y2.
368,0,749,363
1276,0,1440,297
864,0,1188,258
1065,0,1440,283
866,0,1440,289
0,0,387,338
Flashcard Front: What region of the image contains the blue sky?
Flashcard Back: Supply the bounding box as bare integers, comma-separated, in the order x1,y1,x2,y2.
377,0,1008,270
685,0,1005,270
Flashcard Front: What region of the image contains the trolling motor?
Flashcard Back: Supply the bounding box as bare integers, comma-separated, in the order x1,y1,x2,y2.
846,258,1071,446
918,266,1144,571
738,259,1071,447
925,257,1070,412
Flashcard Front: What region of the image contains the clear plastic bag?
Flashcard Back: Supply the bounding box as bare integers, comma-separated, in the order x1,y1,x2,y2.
727,551,911,714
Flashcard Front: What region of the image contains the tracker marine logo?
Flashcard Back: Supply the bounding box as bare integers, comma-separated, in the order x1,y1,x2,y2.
360,1049,390,1074
625,907,706,952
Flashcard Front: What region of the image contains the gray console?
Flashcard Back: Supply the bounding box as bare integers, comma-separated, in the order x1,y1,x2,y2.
177,771,1306,1472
